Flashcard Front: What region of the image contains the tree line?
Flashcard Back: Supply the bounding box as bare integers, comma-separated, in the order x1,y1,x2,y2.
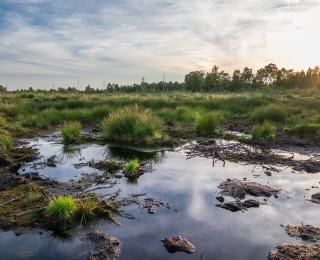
2,63,320,93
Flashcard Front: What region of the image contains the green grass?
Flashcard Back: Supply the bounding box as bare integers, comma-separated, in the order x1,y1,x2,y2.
195,112,221,133
0,130,13,155
45,196,78,222
19,92,35,99
123,159,139,173
251,121,276,141
60,121,81,143
101,106,163,140
250,104,288,123
1,90,320,142
283,123,320,135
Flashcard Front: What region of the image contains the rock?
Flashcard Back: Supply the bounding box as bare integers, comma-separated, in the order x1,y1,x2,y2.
216,196,224,203
86,231,121,260
161,236,195,254
8,163,22,173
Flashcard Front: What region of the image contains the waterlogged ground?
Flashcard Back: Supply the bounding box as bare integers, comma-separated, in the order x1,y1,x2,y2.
1,135,320,259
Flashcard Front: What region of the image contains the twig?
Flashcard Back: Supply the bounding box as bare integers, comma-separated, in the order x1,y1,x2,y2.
0,196,20,206
14,207,46,218
83,185,115,194
200,247,208,260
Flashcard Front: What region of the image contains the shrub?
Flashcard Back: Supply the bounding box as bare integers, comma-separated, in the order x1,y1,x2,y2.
60,121,81,143
251,121,276,141
251,104,287,123
0,130,13,155
45,196,78,222
195,112,221,133
19,92,35,99
101,106,163,140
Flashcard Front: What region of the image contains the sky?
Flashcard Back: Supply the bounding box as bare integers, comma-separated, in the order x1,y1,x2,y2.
0,0,320,90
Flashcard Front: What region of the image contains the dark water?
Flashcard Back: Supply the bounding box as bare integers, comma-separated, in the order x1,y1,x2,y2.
1,137,320,260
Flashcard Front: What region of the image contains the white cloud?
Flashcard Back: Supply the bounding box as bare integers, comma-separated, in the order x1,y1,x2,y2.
0,0,320,89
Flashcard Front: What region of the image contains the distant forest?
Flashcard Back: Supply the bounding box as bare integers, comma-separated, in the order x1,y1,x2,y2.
1,63,320,93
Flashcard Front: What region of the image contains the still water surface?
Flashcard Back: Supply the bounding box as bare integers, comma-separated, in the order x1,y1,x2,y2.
1,137,320,259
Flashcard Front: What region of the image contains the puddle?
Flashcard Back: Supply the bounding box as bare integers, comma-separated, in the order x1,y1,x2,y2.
1,136,320,259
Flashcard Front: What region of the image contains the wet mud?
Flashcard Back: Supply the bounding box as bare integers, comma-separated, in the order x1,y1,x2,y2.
86,231,121,260
215,179,281,212
161,236,195,254
268,224,320,260
307,193,320,204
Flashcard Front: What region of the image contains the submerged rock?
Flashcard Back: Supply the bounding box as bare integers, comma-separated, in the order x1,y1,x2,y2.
86,231,121,260
161,236,195,254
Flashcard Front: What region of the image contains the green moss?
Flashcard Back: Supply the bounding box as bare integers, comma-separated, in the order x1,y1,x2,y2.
0,184,48,228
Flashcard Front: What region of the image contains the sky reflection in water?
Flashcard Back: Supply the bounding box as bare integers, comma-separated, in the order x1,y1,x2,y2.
1,137,320,260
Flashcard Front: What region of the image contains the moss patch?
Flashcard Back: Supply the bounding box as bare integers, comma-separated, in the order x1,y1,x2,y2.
0,183,49,229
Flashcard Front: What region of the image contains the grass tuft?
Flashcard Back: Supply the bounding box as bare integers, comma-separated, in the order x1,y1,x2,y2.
45,196,78,223
101,106,163,140
0,130,13,155
124,159,139,173
250,104,287,123
195,112,221,133
60,121,81,143
251,120,276,141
